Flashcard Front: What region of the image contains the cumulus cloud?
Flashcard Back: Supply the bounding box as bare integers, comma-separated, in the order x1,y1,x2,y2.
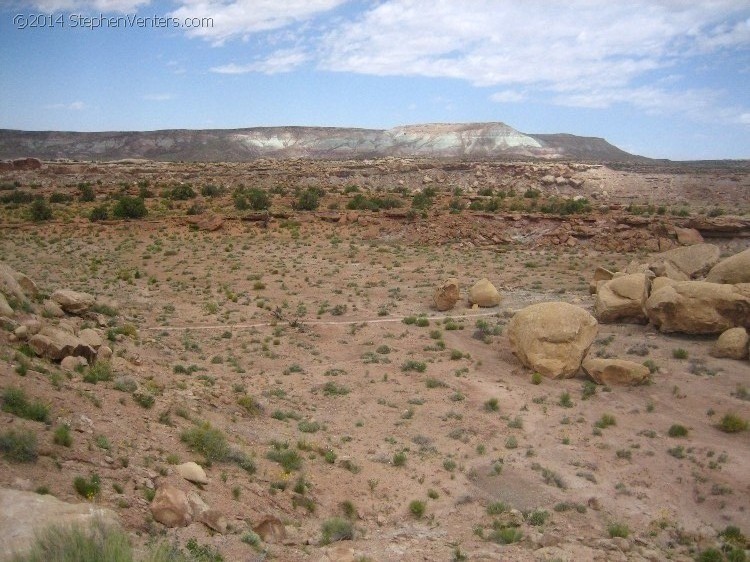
29,0,150,12
169,0,346,44
490,90,526,103
210,49,308,74
142,93,174,101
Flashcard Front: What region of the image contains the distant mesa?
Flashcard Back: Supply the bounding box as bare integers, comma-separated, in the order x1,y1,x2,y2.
0,122,643,162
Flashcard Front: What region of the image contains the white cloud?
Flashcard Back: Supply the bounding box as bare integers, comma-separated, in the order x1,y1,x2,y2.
319,0,749,90
490,90,525,103
142,94,174,101
29,0,150,12
740,113,750,124
210,49,308,74
169,0,346,44
45,101,86,110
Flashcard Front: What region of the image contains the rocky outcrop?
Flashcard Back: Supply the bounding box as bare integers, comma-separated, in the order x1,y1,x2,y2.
710,327,749,360
468,278,501,307
649,243,720,280
594,273,649,324
433,278,460,311
507,302,598,378
29,326,96,362
0,487,120,557
582,357,651,386
645,281,750,334
705,248,750,285
51,289,95,315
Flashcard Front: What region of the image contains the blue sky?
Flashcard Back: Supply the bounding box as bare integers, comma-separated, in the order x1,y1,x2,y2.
1,0,749,160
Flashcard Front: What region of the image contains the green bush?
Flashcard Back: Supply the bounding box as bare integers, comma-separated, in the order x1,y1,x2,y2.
607,522,630,538
718,413,748,433
78,183,96,202
667,424,688,437
53,424,73,447
112,196,147,219
181,423,230,462
83,361,113,384
30,198,53,221
0,429,38,462
2,387,50,422
168,184,196,200
409,499,426,518
234,187,271,211
294,188,321,211
320,517,354,544
89,204,109,221
488,527,523,544
200,184,223,197
73,474,101,499
266,442,302,471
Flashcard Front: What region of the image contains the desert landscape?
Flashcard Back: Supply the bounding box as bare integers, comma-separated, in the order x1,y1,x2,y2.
0,149,748,562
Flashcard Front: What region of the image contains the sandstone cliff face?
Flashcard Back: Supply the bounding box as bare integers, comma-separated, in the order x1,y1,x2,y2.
0,122,640,162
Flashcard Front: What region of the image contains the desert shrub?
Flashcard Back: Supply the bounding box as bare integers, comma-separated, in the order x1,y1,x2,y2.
526,509,549,526
401,360,426,373
0,429,38,462
78,183,96,201
168,184,196,200
200,184,223,197
73,474,101,499
83,361,113,384
132,391,155,409
1,387,50,422
411,192,434,210
89,204,109,221
234,187,270,211
294,187,322,211
7,518,132,562
718,413,748,433
181,423,229,462
53,424,73,447
0,190,34,205
540,197,590,215
30,198,53,221
49,192,73,204
409,499,426,518
266,442,302,471
668,424,688,437
607,522,630,538
112,196,147,219
226,449,256,475
488,527,523,544
320,517,353,544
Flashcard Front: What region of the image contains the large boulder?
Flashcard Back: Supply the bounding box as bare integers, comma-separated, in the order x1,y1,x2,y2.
29,326,96,362
0,263,28,303
645,281,750,334
589,267,614,295
705,248,750,285
649,243,721,280
51,289,95,315
582,358,651,386
77,328,103,349
710,327,749,360
150,485,192,527
507,302,598,379
0,487,120,557
675,227,704,246
176,462,208,485
468,278,501,308
594,273,649,324
0,293,13,316
433,278,460,311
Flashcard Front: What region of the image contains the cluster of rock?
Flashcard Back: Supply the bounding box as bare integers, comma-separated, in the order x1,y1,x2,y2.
433,277,501,311
591,245,750,358
504,244,750,382
0,262,113,368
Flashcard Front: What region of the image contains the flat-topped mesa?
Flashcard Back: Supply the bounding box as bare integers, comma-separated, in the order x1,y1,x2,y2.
0,122,643,162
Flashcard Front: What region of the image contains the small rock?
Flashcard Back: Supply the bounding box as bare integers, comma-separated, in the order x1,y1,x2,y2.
97,345,113,361
433,278,460,311
60,355,88,371
197,509,227,533
582,358,650,386
710,327,749,360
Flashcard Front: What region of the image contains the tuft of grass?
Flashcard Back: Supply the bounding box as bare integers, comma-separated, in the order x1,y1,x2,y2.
82,361,113,384
180,422,230,462
672,348,688,360
401,360,427,373
409,499,426,518
392,451,407,466
0,429,38,462
483,398,499,412
581,381,597,400
558,391,573,408
594,413,616,429
2,387,50,423
73,474,101,500
607,522,630,538
488,527,523,544
487,502,509,515
266,442,303,471
320,517,354,544
667,424,688,437
717,413,748,433
531,372,543,385
526,509,549,526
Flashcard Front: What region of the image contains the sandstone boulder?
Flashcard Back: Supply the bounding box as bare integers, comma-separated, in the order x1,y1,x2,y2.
51,289,95,315
29,326,96,362
594,273,649,324
468,278,501,307
60,355,88,371
705,248,750,284
645,281,750,334
582,358,651,386
42,299,65,318
0,293,12,316
254,516,287,543
675,227,703,246
0,263,28,303
433,278,460,311
176,462,208,485
710,327,749,360
78,328,103,349
507,302,598,378
649,243,720,280
589,267,614,295
650,276,679,294
150,485,192,527
0,487,120,557
197,509,228,534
